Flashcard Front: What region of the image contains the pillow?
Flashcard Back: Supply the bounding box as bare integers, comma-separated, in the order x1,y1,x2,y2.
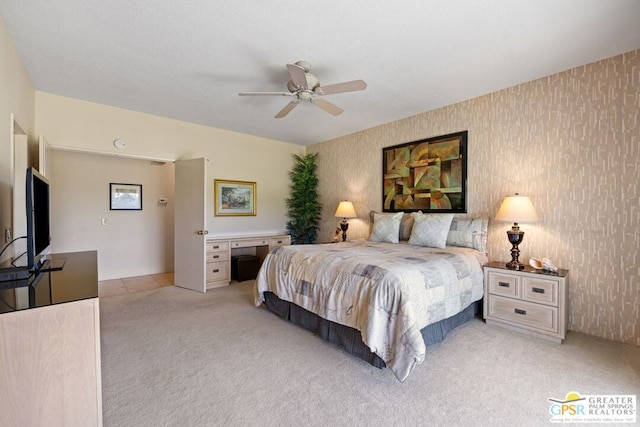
446,217,488,252
369,212,403,243
369,210,417,241
408,212,454,248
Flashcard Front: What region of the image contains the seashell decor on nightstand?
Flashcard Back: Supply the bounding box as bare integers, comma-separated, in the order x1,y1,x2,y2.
529,257,558,273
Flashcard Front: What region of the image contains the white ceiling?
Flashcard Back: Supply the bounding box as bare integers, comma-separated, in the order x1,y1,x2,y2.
2,1,639,146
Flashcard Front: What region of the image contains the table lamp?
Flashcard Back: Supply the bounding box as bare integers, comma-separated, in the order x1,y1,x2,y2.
494,193,539,270
334,201,357,242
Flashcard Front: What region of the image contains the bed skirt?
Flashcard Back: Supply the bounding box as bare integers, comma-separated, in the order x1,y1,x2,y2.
263,291,481,369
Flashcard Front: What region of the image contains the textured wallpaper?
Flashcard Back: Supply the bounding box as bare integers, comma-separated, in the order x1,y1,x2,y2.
309,50,639,346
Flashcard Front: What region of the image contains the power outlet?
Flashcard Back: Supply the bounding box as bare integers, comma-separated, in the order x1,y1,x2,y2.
4,228,12,243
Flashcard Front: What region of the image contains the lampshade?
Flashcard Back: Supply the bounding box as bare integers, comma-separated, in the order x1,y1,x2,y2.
334,201,357,218
495,194,539,223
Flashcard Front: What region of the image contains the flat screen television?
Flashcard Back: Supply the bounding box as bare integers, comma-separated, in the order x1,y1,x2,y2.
25,166,51,271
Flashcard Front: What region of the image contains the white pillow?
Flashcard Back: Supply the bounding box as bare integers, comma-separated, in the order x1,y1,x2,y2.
446,217,488,252
408,212,454,248
369,212,403,243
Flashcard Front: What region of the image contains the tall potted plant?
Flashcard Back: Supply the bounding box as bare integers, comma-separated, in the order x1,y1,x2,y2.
286,153,322,244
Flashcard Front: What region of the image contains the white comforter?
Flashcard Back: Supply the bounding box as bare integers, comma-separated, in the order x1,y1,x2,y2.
254,240,487,382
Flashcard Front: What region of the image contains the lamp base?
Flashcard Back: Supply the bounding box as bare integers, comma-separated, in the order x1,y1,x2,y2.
506,260,525,270
506,225,525,270
340,221,349,242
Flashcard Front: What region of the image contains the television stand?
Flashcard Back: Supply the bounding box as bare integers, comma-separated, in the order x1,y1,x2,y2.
0,265,31,282
40,255,66,272
0,251,102,425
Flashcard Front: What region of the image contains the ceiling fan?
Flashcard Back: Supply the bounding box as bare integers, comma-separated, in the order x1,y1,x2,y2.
238,61,367,118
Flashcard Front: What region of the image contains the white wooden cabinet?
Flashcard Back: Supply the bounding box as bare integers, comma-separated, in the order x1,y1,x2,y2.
0,251,102,426
206,233,290,289
0,297,102,426
483,262,569,343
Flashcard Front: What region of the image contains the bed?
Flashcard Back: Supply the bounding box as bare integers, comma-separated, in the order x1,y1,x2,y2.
254,212,488,382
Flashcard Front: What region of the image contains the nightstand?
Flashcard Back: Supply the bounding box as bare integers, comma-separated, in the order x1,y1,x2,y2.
483,261,569,343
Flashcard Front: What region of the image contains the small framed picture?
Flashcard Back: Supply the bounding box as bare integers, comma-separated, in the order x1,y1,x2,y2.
214,179,256,216
110,183,142,210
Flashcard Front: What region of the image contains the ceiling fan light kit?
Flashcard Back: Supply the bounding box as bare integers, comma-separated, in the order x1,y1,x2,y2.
239,60,367,118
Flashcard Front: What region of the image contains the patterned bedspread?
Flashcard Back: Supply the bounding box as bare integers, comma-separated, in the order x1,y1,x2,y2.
254,240,487,382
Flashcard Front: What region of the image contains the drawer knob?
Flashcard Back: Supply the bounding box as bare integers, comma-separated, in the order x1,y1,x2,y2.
514,308,527,316
532,287,545,294
213,245,220,249
498,282,510,288
277,240,282,244
213,255,219,259
212,269,219,273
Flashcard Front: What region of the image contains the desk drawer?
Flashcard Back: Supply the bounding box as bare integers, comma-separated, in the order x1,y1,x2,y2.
206,251,228,263
269,236,290,248
488,295,557,333
206,261,228,282
231,239,269,248
206,241,229,252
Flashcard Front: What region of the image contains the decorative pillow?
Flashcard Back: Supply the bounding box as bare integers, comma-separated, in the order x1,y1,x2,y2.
369,210,417,241
408,212,454,248
369,212,403,243
446,217,489,252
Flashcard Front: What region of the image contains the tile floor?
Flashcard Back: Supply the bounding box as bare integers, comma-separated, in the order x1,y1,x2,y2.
98,272,174,297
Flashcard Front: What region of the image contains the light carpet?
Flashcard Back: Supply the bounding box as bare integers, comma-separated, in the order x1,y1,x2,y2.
100,281,639,427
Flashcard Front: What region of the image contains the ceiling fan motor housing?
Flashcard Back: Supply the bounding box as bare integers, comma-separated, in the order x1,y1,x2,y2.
287,73,319,93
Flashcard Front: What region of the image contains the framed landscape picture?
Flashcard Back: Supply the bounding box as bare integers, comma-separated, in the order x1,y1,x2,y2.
382,131,467,213
110,183,142,210
214,179,256,216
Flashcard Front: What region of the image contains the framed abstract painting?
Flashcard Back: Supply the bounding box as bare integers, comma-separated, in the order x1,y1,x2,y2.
382,131,467,213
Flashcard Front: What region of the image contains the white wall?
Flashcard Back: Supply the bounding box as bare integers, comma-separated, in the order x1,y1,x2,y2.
0,16,35,263
50,150,174,280
35,92,305,277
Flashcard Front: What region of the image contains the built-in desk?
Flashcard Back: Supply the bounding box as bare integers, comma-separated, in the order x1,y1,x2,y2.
0,251,102,426
206,233,290,289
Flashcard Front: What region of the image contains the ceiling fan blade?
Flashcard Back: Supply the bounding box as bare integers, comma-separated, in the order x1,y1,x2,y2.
310,97,343,116
238,92,295,96
274,100,300,118
286,64,308,90
315,79,367,96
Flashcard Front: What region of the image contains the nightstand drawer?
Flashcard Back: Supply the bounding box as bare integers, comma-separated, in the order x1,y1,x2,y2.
488,295,558,333
522,277,558,306
206,261,228,282
487,271,519,298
